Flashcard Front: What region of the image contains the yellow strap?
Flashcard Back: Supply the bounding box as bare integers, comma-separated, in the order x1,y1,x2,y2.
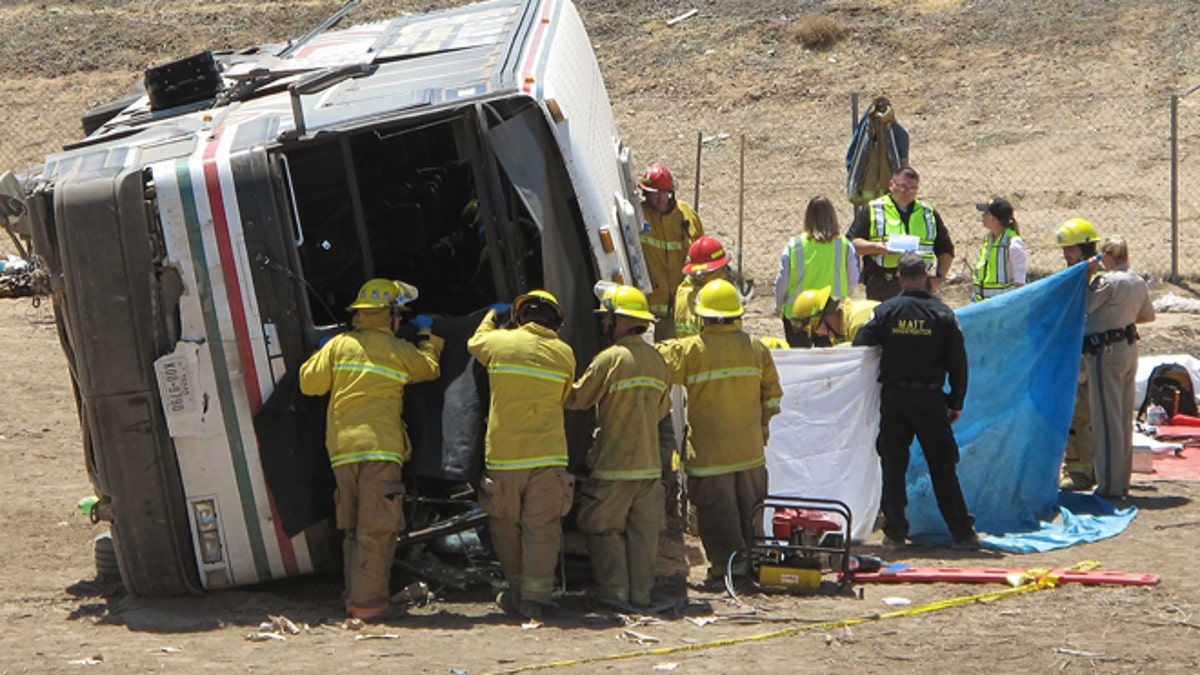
484,563,1080,675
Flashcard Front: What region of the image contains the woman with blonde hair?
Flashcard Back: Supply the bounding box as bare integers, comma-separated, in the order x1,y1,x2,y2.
1084,234,1155,500
773,196,859,347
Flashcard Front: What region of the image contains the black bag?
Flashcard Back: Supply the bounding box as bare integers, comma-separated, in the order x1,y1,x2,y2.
1137,363,1199,421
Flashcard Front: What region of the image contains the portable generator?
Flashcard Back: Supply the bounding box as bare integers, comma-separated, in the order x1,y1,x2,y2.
738,496,853,592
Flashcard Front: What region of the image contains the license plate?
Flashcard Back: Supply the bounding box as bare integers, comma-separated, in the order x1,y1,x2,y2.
155,355,196,416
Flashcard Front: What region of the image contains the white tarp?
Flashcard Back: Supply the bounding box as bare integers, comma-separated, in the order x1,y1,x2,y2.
765,347,882,542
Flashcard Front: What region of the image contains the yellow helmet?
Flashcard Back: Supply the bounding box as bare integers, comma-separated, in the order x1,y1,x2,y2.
594,282,655,321
1054,218,1099,247
514,289,564,329
791,286,833,323
693,279,744,319
348,279,418,310
759,336,790,350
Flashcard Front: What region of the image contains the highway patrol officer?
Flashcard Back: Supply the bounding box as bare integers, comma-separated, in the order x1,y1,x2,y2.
853,254,979,550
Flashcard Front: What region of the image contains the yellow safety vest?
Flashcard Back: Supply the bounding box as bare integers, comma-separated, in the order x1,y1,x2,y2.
782,233,853,319
467,313,576,470
972,228,1017,302
867,195,936,269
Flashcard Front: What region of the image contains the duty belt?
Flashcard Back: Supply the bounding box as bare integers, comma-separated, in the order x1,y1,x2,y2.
1083,323,1139,355
888,380,943,390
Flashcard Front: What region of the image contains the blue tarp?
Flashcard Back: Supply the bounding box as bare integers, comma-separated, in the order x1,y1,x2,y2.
904,263,1138,550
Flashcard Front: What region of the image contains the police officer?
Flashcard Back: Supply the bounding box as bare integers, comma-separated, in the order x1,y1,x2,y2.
1085,236,1155,500
853,254,980,550
847,166,955,302
467,290,576,621
565,283,671,609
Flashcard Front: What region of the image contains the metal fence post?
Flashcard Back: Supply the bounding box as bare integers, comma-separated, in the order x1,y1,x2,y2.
1171,92,1179,284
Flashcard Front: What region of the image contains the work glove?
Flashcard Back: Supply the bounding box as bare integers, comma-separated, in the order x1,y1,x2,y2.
489,302,512,314
411,314,434,331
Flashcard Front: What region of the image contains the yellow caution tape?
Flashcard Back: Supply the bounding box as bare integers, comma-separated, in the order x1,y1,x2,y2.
485,563,1096,675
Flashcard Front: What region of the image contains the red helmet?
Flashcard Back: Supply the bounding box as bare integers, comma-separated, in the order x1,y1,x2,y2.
639,163,675,193
682,236,730,275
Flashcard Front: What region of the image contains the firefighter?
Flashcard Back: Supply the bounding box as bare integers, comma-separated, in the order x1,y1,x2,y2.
467,290,576,621
299,279,443,621
639,162,705,340
789,286,879,347
847,166,955,301
1055,218,1100,491
565,283,671,608
674,235,731,338
656,279,783,582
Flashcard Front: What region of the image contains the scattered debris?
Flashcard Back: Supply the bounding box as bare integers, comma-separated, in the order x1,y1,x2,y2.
621,629,661,646
1054,647,1103,658
652,663,680,671
355,633,401,641
244,631,286,642
1154,293,1200,313
666,8,698,26
520,618,542,630
881,597,911,606
67,655,103,666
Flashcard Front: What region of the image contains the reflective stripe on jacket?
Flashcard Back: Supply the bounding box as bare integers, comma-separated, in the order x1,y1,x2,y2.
781,234,854,318
656,324,783,477
972,228,1016,301
467,311,576,470
299,310,443,467
565,334,670,480
640,199,703,316
674,270,723,337
868,194,936,269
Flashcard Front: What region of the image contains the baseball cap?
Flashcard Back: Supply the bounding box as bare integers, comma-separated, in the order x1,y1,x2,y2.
976,197,1014,222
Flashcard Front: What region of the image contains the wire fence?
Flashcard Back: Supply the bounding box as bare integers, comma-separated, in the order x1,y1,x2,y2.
646,93,1200,306
3,90,1200,292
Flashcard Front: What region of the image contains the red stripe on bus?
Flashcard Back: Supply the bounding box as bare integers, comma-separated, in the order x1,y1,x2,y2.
201,134,300,577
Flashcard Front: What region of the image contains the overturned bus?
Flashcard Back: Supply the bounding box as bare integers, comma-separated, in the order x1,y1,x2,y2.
20,0,649,596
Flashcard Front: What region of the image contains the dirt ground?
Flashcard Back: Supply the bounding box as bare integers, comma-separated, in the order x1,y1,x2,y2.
4,0,1200,672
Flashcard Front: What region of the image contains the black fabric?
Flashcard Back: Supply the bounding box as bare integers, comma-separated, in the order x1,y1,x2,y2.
852,288,968,410
254,368,336,538
402,309,490,485
876,386,975,542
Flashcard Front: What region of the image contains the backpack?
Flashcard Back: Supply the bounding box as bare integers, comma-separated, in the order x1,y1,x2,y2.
1137,363,1199,422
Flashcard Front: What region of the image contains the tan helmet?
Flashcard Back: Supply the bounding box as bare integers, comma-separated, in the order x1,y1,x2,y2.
348,279,418,310
693,279,743,319
1054,218,1099,247
791,286,833,323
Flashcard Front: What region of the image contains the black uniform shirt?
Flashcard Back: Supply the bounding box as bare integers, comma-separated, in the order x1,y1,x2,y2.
852,288,969,410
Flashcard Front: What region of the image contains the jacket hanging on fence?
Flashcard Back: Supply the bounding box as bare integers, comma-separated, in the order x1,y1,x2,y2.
846,96,910,207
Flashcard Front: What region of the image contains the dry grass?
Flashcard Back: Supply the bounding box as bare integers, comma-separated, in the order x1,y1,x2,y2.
790,14,845,50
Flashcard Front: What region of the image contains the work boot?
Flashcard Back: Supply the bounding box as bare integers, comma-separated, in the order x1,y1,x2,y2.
517,600,544,621
951,532,982,551
1059,472,1095,491
495,591,520,616
881,534,907,549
